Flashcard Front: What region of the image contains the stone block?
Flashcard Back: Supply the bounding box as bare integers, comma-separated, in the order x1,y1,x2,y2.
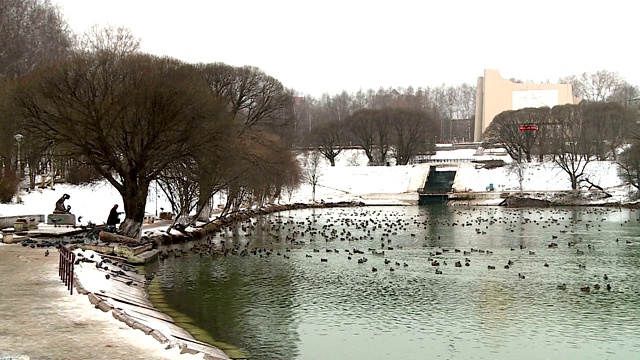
47,213,76,226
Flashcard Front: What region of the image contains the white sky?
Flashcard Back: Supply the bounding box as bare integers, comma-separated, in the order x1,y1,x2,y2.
47,0,640,97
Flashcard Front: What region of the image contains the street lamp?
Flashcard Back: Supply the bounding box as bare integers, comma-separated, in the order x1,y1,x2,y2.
14,134,23,203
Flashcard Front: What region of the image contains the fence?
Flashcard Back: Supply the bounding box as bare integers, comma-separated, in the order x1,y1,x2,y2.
58,245,76,295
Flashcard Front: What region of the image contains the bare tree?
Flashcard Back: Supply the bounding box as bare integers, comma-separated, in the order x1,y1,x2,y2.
617,142,640,195
0,0,72,80
309,120,343,166
582,101,635,160
199,62,293,132
346,109,377,164
13,52,232,237
76,25,140,58
559,70,625,101
550,103,597,190
301,151,323,202
391,108,437,165
484,109,538,162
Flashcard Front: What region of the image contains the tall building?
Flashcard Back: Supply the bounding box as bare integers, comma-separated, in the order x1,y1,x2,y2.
474,69,580,142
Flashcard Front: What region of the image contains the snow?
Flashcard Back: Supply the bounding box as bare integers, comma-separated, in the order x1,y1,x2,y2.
0,148,632,227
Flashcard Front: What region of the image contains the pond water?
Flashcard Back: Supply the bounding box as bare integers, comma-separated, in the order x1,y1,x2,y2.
156,206,640,360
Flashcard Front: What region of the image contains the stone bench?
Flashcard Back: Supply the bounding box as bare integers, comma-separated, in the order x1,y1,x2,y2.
47,213,76,226
0,214,45,230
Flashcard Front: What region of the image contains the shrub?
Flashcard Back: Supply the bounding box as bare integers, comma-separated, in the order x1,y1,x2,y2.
0,171,19,203
65,162,102,185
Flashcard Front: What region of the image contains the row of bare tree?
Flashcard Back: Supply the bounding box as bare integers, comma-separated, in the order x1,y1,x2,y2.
484,101,639,190
307,107,438,166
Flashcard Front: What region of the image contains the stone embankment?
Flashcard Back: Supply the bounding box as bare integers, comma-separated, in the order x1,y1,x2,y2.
149,201,364,246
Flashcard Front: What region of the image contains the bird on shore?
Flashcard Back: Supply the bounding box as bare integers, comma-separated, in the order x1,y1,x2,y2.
44,250,49,257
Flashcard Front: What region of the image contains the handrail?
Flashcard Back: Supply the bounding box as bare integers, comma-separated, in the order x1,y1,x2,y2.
58,245,76,295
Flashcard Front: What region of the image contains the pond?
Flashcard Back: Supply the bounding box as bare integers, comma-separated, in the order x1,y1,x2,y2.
155,206,640,360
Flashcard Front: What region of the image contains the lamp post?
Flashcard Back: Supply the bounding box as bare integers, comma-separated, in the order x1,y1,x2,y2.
14,134,24,203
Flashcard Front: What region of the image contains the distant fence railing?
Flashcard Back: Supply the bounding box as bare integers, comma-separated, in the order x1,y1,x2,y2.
417,188,450,195
58,246,76,295
413,158,472,164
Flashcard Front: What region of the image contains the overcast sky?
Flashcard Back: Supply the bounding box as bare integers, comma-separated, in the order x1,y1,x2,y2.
53,0,639,97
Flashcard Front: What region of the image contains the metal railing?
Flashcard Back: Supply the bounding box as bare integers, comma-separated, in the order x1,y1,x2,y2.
58,245,76,295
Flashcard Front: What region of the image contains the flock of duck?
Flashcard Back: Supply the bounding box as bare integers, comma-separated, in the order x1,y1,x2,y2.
161,206,637,294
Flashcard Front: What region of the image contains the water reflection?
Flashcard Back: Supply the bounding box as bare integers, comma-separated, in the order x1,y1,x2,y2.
157,206,640,360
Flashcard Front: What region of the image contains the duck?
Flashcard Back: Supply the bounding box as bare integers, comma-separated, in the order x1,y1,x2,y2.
371,267,377,272
593,284,601,290
543,262,549,267
580,286,590,293
435,269,443,275
606,284,612,291
557,283,567,290
518,273,526,279
603,274,608,280
487,265,496,270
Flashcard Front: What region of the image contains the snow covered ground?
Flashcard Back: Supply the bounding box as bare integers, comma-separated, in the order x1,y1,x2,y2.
0,148,633,227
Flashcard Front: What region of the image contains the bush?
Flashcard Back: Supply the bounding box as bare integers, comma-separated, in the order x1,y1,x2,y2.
0,171,19,203
65,162,102,185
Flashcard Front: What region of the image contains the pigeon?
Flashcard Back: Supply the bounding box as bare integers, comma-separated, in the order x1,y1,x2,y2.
105,274,110,279
44,250,49,257
125,280,134,286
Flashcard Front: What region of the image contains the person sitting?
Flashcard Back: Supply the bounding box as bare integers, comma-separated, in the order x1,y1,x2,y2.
53,194,71,213
106,204,122,232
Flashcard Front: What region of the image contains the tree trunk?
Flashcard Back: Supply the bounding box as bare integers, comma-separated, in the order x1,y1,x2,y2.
119,175,149,238
570,175,578,190
312,183,316,202
329,157,336,166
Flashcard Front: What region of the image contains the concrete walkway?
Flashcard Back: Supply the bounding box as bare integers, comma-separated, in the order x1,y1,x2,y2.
0,244,207,360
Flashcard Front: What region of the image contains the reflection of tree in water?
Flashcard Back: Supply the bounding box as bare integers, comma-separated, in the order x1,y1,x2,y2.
159,244,300,359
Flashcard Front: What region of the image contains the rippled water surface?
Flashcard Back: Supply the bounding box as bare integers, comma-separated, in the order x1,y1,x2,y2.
157,206,640,359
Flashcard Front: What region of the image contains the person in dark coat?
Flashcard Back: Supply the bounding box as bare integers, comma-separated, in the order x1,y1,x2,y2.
106,204,121,230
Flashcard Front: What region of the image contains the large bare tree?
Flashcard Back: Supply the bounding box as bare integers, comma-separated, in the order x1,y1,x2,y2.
559,70,625,101
309,120,343,166
0,0,72,80
12,52,231,237
391,108,437,165
549,103,597,190
347,109,377,164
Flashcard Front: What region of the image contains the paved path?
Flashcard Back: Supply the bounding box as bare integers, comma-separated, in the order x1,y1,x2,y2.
0,244,205,360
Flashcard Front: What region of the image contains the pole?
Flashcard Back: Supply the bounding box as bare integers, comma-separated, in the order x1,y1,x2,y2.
155,182,158,217
14,134,23,204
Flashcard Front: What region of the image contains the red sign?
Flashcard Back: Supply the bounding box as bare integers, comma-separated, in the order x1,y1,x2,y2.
519,125,538,131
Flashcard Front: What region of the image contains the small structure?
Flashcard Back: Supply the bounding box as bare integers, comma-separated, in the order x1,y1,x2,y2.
418,166,457,205
2,228,15,243
47,194,76,226
47,213,76,226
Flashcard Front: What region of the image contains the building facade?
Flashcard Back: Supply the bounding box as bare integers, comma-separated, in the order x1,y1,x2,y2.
474,69,579,142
